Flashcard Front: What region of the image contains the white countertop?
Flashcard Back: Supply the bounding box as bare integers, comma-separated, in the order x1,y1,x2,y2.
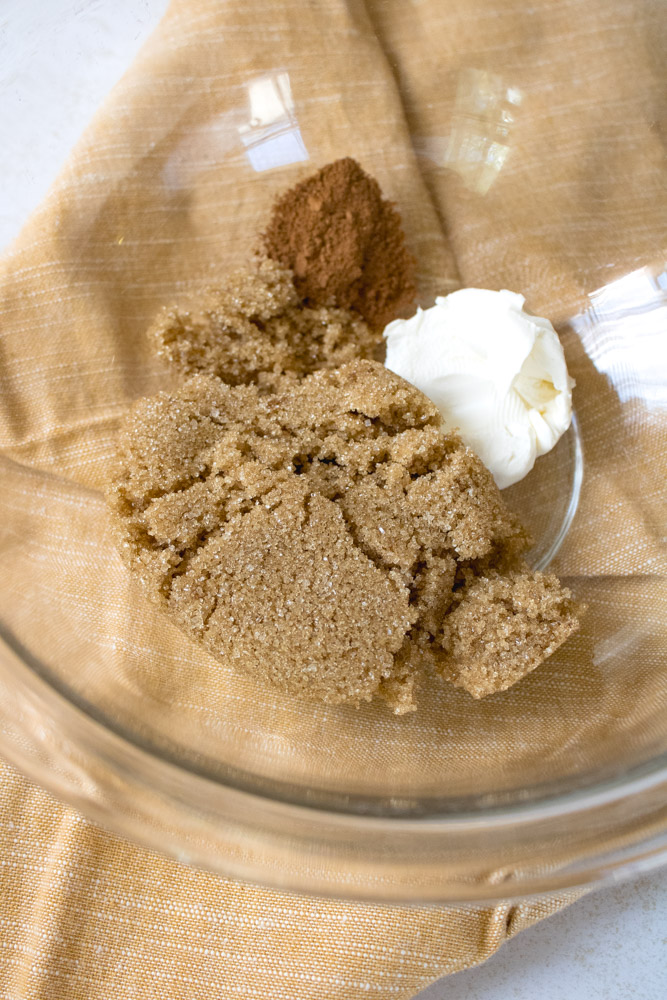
2,2,665,996
416,873,667,999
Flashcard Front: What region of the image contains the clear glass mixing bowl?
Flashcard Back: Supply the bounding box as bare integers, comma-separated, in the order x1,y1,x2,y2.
0,0,665,901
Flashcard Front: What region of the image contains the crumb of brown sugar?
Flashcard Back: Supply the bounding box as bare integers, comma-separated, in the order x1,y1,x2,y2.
148,255,380,387
440,570,579,698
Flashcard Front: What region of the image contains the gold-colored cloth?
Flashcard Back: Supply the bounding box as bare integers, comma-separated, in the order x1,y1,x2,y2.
0,0,665,996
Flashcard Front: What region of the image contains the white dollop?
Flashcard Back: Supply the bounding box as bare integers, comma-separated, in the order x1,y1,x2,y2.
383,289,574,489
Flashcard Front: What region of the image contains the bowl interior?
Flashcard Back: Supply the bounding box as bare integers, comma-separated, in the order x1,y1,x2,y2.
0,0,665,818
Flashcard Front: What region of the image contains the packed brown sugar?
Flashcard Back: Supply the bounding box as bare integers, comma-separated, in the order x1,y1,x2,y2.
109,158,580,713
149,255,381,389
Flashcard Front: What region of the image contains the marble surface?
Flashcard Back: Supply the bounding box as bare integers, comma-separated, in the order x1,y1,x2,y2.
1,2,665,996
416,874,667,999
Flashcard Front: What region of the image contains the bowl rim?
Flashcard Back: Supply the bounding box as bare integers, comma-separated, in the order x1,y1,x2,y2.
2,626,666,901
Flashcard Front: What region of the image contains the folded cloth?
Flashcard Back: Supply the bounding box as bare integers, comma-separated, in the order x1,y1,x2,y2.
0,758,583,998
0,0,665,997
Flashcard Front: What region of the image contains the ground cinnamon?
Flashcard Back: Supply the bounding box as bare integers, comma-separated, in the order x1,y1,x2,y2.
262,157,416,330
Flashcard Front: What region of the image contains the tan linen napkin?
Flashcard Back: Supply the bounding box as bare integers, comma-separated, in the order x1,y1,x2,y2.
0,759,582,998
0,0,665,997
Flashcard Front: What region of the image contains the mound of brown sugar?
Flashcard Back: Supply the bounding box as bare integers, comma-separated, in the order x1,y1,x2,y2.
149,255,380,387
262,158,416,330
109,359,579,712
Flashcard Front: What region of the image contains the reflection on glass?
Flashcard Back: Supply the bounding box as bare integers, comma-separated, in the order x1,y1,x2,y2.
238,72,309,172
593,623,642,669
571,266,667,409
162,110,246,189
162,72,308,188
443,68,522,195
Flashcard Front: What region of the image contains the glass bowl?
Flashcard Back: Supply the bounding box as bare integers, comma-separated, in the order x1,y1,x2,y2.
0,0,665,902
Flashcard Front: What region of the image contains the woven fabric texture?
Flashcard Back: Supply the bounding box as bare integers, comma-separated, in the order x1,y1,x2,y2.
0,0,665,997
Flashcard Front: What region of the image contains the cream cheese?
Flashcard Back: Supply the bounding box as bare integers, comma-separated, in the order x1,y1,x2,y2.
383,289,574,488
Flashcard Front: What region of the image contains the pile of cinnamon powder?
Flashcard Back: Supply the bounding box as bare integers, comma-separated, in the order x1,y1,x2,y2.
263,157,416,329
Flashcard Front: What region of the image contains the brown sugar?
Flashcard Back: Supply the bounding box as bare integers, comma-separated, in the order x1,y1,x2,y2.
441,571,580,698
109,359,579,712
262,158,416,330
148,255,380,387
